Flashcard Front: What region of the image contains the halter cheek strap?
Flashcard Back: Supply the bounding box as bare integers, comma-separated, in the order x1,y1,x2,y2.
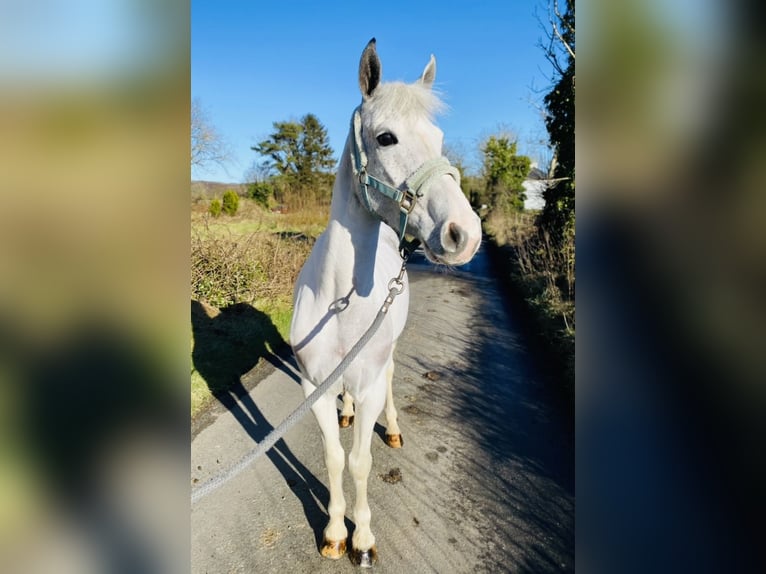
350,105,461,258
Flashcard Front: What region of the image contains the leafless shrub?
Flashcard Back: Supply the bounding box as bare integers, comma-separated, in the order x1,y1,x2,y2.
191,220,313,309
514,225,575,334
485,209,575,334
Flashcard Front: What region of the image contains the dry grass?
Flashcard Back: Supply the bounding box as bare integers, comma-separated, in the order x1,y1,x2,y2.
483,209,538,246
515,227,575,333
192,195,330,238
485,211,574,327
191,198,326,308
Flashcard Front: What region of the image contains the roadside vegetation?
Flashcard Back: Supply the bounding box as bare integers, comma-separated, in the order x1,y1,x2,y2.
190,110,336,418
483,210,575,389
190,199,327,416
476,0,575,389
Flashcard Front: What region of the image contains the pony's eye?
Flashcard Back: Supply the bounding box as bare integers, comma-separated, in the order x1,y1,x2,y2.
376,132,398,147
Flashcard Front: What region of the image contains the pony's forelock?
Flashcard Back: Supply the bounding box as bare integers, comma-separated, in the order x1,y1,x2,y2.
366,81,447,123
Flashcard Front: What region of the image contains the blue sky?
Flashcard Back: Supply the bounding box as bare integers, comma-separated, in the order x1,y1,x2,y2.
192,0,558,183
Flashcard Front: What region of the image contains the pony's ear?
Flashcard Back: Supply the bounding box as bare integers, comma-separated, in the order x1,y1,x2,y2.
419,54,436,88
359,38,381,99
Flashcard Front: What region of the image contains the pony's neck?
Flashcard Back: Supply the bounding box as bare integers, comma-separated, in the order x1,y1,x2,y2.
330,137,375,229
328,136,392,296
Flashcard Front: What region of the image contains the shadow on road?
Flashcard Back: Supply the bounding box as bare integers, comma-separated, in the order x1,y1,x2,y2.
191,300,332,550
447,278,574,572
403,257,575,572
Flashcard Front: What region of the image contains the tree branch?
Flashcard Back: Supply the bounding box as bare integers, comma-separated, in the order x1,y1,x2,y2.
550,0,575,61
191,99,232,172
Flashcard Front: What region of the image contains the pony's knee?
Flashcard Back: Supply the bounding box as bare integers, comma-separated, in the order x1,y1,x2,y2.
325,443,345,472
348,450,372,479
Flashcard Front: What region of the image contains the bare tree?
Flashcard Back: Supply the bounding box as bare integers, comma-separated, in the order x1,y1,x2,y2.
536,0,575,79
191,99,231,172
443,141,469,176
243,160,273,185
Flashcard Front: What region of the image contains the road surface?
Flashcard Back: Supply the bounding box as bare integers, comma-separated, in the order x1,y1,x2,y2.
191,245,574,573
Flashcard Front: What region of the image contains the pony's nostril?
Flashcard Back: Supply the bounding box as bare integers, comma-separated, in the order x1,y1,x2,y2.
445,222,466,253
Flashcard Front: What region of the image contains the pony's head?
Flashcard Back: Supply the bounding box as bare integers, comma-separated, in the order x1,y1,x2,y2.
352,39,481,266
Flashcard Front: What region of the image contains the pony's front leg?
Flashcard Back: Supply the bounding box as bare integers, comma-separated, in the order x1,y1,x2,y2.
383,352,403,448
306,382,348,559
348,378,386,567
339,390,355,428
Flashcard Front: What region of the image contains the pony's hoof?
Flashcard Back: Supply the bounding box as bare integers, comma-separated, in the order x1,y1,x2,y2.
350,545,377,567
384,433,403,448
339,415,354,428
320,538,347,559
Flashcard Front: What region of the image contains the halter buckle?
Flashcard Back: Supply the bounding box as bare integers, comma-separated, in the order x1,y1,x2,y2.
400,188,417,213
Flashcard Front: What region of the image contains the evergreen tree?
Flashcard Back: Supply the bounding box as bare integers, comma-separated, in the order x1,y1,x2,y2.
298,113,336,188
252,114,335,202
252,120,303,179
481,136,531,213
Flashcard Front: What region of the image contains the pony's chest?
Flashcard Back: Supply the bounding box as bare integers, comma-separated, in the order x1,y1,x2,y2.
291,279,408,367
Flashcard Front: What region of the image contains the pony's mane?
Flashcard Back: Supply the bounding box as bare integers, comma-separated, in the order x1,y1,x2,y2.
366,81,446,122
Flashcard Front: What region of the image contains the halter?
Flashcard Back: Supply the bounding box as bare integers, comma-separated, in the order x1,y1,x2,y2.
350,105,461,258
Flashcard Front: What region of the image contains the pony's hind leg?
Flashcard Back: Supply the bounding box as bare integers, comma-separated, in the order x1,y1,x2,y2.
383,353,403,448
306,381,348,559
338,390,354,428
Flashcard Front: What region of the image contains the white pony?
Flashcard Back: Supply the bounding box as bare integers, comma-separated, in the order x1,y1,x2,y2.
290,39,481,566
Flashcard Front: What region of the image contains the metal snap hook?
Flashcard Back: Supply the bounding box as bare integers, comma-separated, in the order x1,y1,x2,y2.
387,277,405,295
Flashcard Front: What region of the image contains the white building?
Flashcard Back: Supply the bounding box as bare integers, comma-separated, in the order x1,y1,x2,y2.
523,166,548,211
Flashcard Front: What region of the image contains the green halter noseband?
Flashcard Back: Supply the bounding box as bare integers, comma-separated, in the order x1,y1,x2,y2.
350,105,461,258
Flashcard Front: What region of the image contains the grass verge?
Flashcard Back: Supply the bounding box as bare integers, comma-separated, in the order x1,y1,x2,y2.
483,210,575,392
190,198,325,419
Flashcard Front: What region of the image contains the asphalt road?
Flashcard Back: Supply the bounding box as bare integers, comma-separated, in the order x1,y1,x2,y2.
191,245,574,573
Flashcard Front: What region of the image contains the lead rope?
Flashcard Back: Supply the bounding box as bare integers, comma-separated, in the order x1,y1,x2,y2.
191,258,410,505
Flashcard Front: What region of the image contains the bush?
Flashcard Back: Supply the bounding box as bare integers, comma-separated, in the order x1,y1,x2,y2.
191,233,262,308
222,189,239,216
248,181,273,208
191,223,315,309
209,198,222,218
